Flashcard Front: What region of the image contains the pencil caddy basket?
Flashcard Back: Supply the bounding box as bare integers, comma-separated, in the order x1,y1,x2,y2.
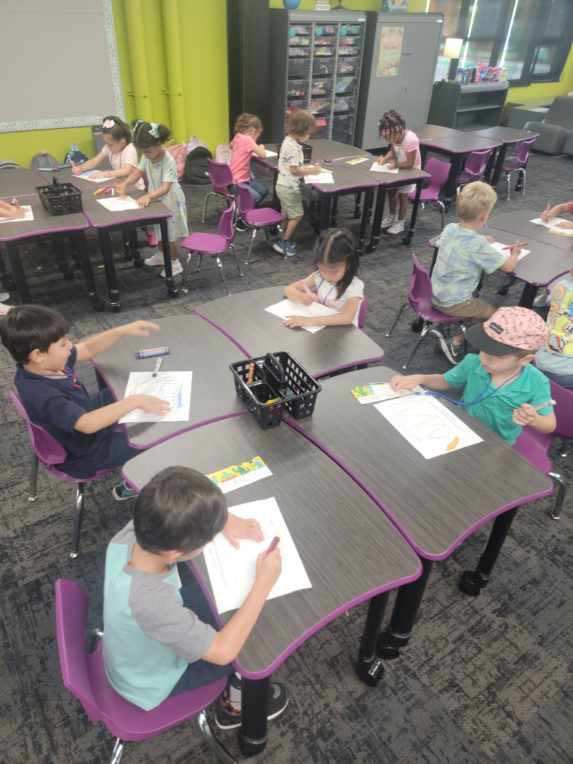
230,352,321,430
37,178,83,215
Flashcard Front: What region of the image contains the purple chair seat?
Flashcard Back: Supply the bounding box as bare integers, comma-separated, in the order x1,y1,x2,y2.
244,207,282,228
55,579,229,761
181,232,228,255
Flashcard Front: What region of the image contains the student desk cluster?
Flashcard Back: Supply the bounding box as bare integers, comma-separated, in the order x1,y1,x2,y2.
256,139,430,252
0,168,177,311
94,288,551,756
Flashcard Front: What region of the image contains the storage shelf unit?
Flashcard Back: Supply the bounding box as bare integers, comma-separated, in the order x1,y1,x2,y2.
428,81,509,129
270,10,368,145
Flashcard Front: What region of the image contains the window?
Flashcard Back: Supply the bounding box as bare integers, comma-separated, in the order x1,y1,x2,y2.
428,0,573,86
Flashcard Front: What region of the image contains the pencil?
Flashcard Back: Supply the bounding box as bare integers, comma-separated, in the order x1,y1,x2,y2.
247,362,255,385
265,536,280,556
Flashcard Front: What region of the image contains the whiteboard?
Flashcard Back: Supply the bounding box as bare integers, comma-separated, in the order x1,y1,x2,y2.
0,0,124,133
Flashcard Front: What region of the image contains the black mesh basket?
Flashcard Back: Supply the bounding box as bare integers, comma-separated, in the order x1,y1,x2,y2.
37,179,83,216
230,352,321,429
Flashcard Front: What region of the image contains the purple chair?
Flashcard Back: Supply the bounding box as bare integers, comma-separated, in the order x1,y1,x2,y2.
408,158,450,231
385,255,465,370
456,148,494,191
502,136,537,200
55,579,233,764
201,160,235,223
238,185,283,265
10,391,114,559
550,378,573,460
181,204,243,293
513,427,566,521
357,296,368,329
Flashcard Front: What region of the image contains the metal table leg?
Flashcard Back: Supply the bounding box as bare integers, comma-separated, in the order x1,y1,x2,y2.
355,592,390,686
98,229,121,311
403,181,423,245
367,187,386,253
6,243,30,303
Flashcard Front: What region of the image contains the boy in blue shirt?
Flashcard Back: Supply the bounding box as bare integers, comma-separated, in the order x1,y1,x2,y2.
104,465,289,729
431,182,525,363
391,307,556,445
1,305,169,499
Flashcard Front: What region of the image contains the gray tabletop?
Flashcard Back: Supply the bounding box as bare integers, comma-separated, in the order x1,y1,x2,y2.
292,367,553,561
0,190,89,243
0,168,48,196
259,139,429,193
122,414,421,676
416,124,502,154
488,208,573,251
473,126,539,145
483,223,573,288
93,315,247,448
193,287,385,378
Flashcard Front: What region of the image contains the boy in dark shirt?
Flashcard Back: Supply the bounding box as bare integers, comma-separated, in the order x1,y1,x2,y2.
1,305,169,499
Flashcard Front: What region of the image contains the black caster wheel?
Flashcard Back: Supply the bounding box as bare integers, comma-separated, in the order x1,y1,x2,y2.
459,570,486,597
410,317,423,333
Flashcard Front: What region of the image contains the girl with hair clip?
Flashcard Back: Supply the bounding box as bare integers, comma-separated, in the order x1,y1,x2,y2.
71,116,144,189
377,110,421,235
230,113,268,206
117,121,189,278
283,228,364,327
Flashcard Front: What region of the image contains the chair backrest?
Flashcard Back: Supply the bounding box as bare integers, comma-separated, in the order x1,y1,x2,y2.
357,296,368,329
550,379,573,438
513,427,553,474
424,157,451,193
55,579,103,723
463,148,493,177
547,96,573,129
9,391,67,465
217,203,237,242
238,184,255,215
408,254,434,313
214,144,232,164
207,160,233,194
514,136,537,164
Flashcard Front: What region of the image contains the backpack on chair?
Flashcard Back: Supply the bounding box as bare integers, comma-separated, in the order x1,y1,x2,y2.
30,152,61,171
183,137,212,185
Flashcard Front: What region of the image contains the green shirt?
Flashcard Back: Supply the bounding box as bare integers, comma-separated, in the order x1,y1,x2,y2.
443,354,553,445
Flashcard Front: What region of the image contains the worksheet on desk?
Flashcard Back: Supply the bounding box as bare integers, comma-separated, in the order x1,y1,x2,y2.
264,149,278,158
119,371,192,423
203,497,312,614
370,162,398,173
352,382,423,405
304,171,334,184
78,171,113,183
375,395,482,459
0,205,34,223
97,196,140,212
530,217,573,235
491,241,530,261
265,298,338,333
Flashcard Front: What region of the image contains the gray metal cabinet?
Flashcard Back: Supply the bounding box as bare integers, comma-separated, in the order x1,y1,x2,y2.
357,13,443,150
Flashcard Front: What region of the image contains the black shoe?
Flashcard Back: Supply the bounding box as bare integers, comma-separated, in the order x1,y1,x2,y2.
214,681,290,731
235,219,249,233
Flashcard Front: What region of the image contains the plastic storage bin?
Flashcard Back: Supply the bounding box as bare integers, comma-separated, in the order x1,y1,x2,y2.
37,179,83,215
230,352,321,429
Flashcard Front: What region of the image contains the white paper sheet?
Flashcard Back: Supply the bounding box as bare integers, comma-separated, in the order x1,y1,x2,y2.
491,241,530,261
78,171,113,183
203,497,312,614
375,395,482,459
352,382,423,405
119,371,192,423
97,196,140,212
304,171,334,184
0,205,34,224
530,217,573,237
370,163,399,173
265,298,338,333
530,217,566,228
265,149,278,158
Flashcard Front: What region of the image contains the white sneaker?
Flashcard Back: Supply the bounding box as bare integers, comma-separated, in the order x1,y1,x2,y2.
160,260,183,278
144,251,165,267
381,215,395,228
387,220,406,235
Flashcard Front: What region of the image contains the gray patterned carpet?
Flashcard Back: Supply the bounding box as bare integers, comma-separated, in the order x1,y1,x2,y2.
0,152,571,763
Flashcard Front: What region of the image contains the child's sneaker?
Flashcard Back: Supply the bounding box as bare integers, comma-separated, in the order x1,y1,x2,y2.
381,215,395,228
434,333,464,365
272,239,287,255
160,260,183,278
283,241,297,258
144,251,164,267
214,681,289,731
112,481,137,501
235,218,249,233
387,219,406,235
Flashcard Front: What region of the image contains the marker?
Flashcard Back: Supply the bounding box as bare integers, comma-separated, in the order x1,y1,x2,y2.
503,240,527,251
532,399,556,411
152,357,163,377
247,362,255,385
265,536,280,556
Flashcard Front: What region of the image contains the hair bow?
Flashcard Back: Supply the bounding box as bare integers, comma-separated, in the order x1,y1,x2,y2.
149,123,160,139
102,118,116,129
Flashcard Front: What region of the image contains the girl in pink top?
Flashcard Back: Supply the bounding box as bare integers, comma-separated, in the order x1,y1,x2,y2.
229,113,268,205
377,110,421,235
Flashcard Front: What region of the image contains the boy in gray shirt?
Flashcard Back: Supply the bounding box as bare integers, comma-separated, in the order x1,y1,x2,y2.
103,466,288,729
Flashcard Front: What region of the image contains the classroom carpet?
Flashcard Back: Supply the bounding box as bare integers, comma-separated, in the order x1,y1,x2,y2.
0,151,571,764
